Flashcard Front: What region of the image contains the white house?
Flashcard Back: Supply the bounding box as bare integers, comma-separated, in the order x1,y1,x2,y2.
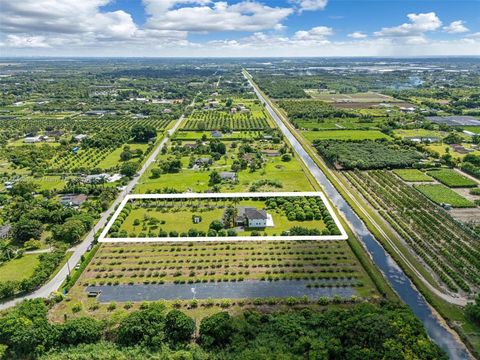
235,206,269,228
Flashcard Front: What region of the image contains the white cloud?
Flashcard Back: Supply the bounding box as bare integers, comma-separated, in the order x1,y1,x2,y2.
375,12,441,37
5,35,51,48
143,0,293,32
348,31,367,39
294,26,333,41
374,12,442,45
292,0,328,12
443,20,469,34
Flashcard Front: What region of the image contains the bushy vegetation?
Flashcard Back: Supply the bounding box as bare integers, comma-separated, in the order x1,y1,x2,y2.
415,184,476,208
0,299,446,359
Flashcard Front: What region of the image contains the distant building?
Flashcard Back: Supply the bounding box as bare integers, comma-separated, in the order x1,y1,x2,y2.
45,130,64,137
220,172,237,181
234,206,268,228
211,130,223,138
24,136,42,143
195,158,212,166
74,134,88,142
0,225,11,239
84,173,110,184
60,194,88,207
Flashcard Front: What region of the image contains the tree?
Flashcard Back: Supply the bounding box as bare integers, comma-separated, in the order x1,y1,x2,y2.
199,312,235,349
209,170,221,186
151,168,162,179
165,310,195,344
120,150,132,161
52,219,85,244
120,161,139,177
0,241,16,260
59,317,103,345
116,303,167,347
281,153,292,162
131,124,156,143
209,220,224,231
11,217,42,244
11,180,38,199
465,294,480,326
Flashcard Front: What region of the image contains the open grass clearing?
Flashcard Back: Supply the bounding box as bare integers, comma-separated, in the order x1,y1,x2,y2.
0,254,41,282
303,130,391,142
393,169,433,182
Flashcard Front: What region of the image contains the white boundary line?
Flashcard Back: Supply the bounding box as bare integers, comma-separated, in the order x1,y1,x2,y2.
98,192,348,242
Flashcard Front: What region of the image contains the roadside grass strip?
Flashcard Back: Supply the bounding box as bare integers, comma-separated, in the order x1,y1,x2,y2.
99,192,348,242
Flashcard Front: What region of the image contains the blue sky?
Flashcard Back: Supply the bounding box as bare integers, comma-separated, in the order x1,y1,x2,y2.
1,0,479,56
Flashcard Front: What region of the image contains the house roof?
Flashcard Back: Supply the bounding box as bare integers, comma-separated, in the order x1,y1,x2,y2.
236,206,267,221
220,171,236,179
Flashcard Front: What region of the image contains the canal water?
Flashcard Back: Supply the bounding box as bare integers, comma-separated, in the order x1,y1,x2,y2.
87,280,355,302
246,74,471,359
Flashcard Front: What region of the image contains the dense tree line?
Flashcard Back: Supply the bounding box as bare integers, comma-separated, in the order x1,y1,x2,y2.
0,299,446,359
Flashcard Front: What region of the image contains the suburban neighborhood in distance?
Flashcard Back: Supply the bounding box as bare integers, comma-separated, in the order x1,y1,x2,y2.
0,0,480,359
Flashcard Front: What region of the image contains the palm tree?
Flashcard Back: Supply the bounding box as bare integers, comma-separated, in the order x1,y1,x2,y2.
0,241,16,261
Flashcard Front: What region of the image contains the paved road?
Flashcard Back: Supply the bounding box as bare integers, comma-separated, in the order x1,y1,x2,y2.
243,71,467,307
0,112,187,311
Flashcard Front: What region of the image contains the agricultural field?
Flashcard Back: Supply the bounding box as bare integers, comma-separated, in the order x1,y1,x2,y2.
54,239,379,317
346,170,479,293
181,99,273,131
304,90,403,104
415,184,476,208
393,169,433,182
313,140,421,170
107,195,341,239
303,130,390,142
426,169,478,188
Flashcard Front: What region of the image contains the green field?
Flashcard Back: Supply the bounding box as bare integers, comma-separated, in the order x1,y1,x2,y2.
393,169,433,182
427,169,477,188
415,184,476,208
96,143,150,169
304,90,400,103
303,130,391,142
463,126,480,134
135,150,313,194
0,254,41,282
114,197,332,238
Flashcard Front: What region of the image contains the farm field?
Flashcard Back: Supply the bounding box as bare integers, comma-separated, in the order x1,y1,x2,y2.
303,130,390,141
392,169,433,182
0,254,41,282
426,143,480,159
463,126,480,134
426,169,478,188
173,130,265,140
393,129,448,140
415,184,476,208
304,90,401,103
346,170,479,293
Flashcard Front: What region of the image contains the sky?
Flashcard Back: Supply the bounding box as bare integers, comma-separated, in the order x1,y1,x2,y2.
1,0,479,57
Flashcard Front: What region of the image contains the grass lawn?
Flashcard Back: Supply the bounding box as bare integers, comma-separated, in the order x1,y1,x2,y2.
0,254,41,282
118,199,327,237
135,152,313,194
304,90,400,103
426,143,480,160
463,126,480,134
426,169,477,188
303,130,391,142
96,143,149,169
393,169,433,182
415,184,476,208
30,175,68,191
393,128,448,140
